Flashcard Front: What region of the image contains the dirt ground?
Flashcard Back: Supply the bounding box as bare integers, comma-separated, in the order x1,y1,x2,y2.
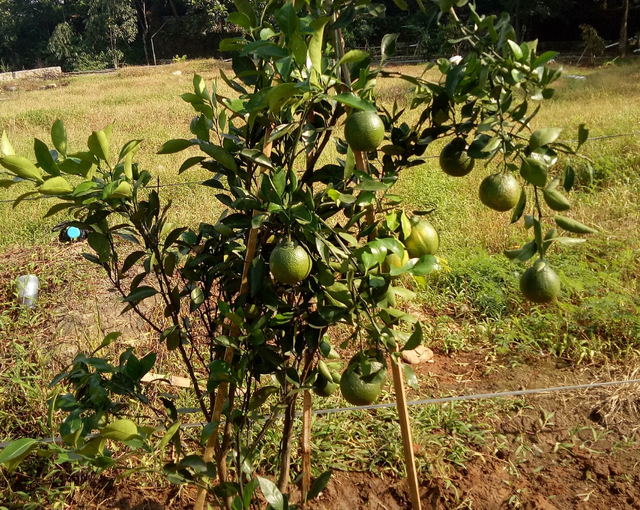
2,242,640,509
62,352,640,510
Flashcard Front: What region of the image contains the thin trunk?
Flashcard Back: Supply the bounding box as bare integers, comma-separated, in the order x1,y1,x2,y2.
142,32,150,65
110,26,118,69
514,0,522,43
277,394,298,493
620,0,630,57
136,0,150,65
301,390,312,504
167,0,179,18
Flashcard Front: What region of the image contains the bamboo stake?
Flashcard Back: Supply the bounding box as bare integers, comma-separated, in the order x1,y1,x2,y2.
301,379,313,504
390,360,422,509
194,132,273,510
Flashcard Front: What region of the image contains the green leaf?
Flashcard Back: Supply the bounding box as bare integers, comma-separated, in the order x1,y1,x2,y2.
390,0,408,9
34,139,59,176
51,119,67,156
276,1,299,39
193,75,211,101
381,33,399,63
344,146,355,180
108,181,131,199
533,218,543,256
553,236,587,245
87,232,110,263
333,4,356,29
39,176,73,195
123,286,158,302
158,139,194,154
520,157,547,187
163,326,181,351
190,287,205,311
97,332,121,350
562,164,575,192
543,189,571,211
290,34,307,66
1,130,15,156
159,421,181,452
200,421,220,446
44,202,73,218
529,128,562,151
504,240,536,262
118,140,142,162
0,155,42,182
507,39,523,60
88,129,110,161
399,255,437,276
248,386,279,411
402,322,423,351
309,17,330,81
100,419,139,442
403,364,418,391
554,216,597,234
354,180,388,191
510,189,526,224
577,124,589,150
266,83,296,114
306,471,332,501
532,51,559,68
0,438,37,464
233,0,256,28
179,156,206,174
445,64,467,98
227,11,252,30
338,50,370,66
198,141,237,172
258,477,284,510
333,93,377,112
122,250,146,274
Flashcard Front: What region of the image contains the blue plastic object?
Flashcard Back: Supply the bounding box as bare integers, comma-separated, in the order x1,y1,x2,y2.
67,226,81,240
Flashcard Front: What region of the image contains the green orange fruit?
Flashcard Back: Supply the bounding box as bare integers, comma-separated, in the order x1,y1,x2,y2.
314,374,340,397
340,349,388,406
404,217,439,259
344,111,385,152
439,139,475,177
479,173,521,212
382,249,410,274
519,259,561,304
269,240,312,285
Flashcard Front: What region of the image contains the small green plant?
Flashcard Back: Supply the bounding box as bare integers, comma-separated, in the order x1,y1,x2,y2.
580,24,605,64
172,54,188,63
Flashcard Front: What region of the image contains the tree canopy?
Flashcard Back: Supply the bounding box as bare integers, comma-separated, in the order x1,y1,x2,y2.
0,0,637,72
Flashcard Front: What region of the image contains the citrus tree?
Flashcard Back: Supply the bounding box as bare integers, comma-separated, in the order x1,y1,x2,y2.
0,0,597,508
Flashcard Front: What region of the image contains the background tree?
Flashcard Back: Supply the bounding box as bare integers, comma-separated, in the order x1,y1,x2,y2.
85,0,138,68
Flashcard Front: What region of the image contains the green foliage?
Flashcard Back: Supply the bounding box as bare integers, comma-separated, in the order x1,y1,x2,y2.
580,24,605,59
85,0,138,68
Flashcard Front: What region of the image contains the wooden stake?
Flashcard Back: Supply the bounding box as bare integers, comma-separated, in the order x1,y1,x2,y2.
391,359,422,510
301,389,312,504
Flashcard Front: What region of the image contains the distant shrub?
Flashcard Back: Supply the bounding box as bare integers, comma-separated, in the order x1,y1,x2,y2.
68,51,122,71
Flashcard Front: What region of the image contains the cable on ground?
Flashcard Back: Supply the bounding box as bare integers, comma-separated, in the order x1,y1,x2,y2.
2,377,639,449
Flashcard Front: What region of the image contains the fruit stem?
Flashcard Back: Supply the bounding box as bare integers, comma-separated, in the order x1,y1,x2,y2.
533,185,544,221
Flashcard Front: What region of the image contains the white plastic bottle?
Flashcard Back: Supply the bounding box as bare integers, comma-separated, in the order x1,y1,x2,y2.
17,275,39,308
